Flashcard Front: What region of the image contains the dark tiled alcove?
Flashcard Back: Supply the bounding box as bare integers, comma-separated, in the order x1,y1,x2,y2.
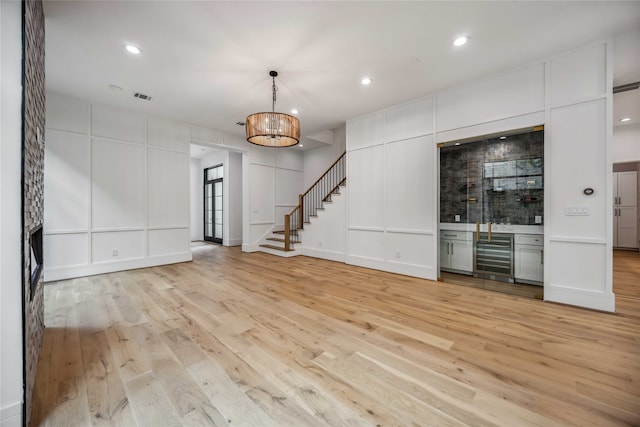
440,129,544,225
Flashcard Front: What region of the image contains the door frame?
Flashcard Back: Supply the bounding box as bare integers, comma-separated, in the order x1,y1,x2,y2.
204,164,223,244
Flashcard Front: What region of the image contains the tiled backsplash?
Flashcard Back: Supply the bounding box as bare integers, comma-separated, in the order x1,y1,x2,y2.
440,130,544,225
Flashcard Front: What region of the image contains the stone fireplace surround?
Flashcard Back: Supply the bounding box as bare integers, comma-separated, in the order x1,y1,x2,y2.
22,0,46,424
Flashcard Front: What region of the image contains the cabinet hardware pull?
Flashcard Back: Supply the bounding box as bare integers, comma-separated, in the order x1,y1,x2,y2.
488,221,492,243
541,249,544,265
451,243,454,255
476,222,480,242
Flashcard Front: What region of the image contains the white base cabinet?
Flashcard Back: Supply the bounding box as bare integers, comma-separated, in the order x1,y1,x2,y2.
440,231,473,274
514,234,543,285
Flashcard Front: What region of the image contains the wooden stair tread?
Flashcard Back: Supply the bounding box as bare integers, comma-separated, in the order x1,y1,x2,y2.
266,237,297,243
259,244,294,252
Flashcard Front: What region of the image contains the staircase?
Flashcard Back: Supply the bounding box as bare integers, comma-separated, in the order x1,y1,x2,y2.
259,152,346,254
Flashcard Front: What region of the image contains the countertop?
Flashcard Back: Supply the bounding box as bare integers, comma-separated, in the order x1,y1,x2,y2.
439,222,544,235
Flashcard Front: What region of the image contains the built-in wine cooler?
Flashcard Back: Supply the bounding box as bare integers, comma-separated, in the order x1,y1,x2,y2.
473,232,514,282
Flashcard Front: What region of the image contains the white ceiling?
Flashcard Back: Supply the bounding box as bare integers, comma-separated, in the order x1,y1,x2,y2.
43,1,640,150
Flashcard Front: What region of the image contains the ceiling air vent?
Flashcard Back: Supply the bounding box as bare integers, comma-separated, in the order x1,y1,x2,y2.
134,92,152,101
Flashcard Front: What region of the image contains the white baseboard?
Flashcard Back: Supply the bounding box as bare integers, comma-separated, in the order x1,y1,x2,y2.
300,247,346,263
545,284,615,312
1,402,21,427
224,238,243,247
43,252,193,282
346,255,436,281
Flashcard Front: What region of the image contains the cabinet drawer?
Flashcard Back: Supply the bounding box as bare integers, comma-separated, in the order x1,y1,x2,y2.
515,234,543,245
441,231,472,241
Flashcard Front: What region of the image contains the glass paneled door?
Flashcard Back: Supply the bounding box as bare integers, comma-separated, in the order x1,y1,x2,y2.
204,164,223,244
439,127,544,298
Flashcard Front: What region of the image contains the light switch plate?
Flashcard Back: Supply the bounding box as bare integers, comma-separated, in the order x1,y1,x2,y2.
534,215,542,224
455,214,461,222
565,206,590,216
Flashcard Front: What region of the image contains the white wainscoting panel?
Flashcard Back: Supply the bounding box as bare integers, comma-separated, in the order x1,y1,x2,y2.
46,93,89,134
92,139,145,229
148,228,190,256
435,112,545,144
249,164,274,224
385,135,434,230
385,232,434,268
275,149,304,171
44,233,89,268
300,188,347,262
546,240,613,311
348,229,385,261
436,63,545,132
148,117,189,152
386,96,434,143
92,104,146,144
347,146,384,228
347,111,386,151
550,42,606,108
44,130,90,231
147,148,189,228
548,100,606,240
92,230,145,263
249,146,276,167
275,168,303,206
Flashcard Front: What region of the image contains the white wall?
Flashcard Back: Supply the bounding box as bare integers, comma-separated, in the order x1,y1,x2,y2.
299,188,347,262
244,147,304,249
613,123,640,162
303,125,346,189
227,151,243,246
44,94,192,281
198,148,243,247
189,126,303,251
544,42,613,311
346,40,615,311
347,96,437,278
190,157,203,241
0,1,24,425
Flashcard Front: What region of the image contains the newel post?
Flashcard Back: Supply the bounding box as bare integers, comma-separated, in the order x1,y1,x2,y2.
284,214,291,251
298,194,304,228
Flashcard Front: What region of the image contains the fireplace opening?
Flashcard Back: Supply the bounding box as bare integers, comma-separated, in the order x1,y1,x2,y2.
29,224,43,299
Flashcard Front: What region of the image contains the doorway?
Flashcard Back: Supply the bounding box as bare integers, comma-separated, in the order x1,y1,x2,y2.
204,164,223,244
438,127,544,299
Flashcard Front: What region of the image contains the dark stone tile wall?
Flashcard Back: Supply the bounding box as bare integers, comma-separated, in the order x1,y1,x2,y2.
22,0,46,424
440,130,544,225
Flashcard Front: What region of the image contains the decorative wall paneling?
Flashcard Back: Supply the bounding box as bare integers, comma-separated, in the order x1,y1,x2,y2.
346,100,437,280
346,40,614,311
544,41,614,311
44,95,192,281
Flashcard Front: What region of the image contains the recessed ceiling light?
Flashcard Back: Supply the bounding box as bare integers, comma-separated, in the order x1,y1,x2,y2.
500,136,507,140
455,143,461,146
361,77,372,85
299,144,304,148
291,109,298,115
620,117,631,122
453,36,469,47
124,44,141,54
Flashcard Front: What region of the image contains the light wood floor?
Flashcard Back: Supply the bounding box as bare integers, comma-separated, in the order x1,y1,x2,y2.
30,245,640,426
